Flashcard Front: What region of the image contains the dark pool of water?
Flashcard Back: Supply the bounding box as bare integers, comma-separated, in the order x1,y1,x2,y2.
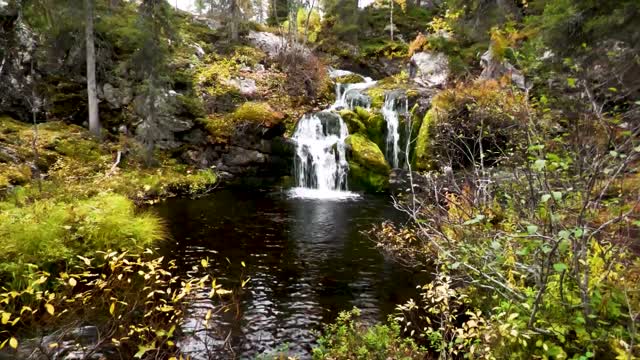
154,188,421,359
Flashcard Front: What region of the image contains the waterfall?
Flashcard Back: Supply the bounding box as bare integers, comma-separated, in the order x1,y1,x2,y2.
382,95,400,168
292,113,349,191
289,70,376,199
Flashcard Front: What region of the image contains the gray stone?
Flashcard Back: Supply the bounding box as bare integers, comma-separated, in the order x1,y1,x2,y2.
247,31,311,60
133,91,195,150
409,51,449,88
192,43,205,58
226,77,257,96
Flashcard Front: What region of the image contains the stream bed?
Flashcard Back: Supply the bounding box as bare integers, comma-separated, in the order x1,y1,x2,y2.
155,188,421,359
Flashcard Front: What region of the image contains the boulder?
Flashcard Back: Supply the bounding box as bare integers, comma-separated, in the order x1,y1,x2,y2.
413,107,437,171
409,51,449,88
226,77,257,96
222,146,266,167
479,49,526,90
102,83,132,108
247,31,311,60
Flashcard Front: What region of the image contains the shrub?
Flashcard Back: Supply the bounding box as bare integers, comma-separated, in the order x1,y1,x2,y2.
312,308,426,360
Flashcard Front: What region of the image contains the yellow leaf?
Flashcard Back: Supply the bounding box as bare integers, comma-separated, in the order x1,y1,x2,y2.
1,312,10,325
45,303,55,316
201,259,208,268
48,343,59,348
241,261,246,267
9,337,18,349
20,306,32,315
77,255,92,266
68,278,77,287
109,302,115,315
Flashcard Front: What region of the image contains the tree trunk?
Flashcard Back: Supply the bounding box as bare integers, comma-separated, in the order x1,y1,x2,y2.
389,0,394,41
230,0,239,41
85,0,100,137
302,0,315,46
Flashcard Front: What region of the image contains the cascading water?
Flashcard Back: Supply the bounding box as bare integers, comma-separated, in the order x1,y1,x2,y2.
381,94,408,169
382,95,401,169
292,113,349,191
289,70,376,199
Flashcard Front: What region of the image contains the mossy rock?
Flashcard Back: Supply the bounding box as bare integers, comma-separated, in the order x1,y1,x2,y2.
231,102,285,126
348,161,389,193
339,109,366,134
340,107,386,150
345,133,390,192
334,73,366,84
413,108,438,171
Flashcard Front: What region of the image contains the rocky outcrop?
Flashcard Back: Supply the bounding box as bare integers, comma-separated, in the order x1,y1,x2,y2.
0,8,42,121
409,51,449,88
183,121,294,183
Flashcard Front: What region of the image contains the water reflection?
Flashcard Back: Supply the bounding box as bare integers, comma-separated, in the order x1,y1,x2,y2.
155,189,417,359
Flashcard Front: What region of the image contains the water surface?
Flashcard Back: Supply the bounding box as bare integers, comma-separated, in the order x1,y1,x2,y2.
155,188,419,359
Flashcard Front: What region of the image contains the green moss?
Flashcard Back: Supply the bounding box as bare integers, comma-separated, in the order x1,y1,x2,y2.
348,161,389,193
346,133,390,192
413,108,438,171
231,102,284,124
340,109,366,134
340,107,385,150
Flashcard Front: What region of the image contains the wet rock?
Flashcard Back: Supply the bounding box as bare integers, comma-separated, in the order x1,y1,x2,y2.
409,51,449,88
479,49,526,90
